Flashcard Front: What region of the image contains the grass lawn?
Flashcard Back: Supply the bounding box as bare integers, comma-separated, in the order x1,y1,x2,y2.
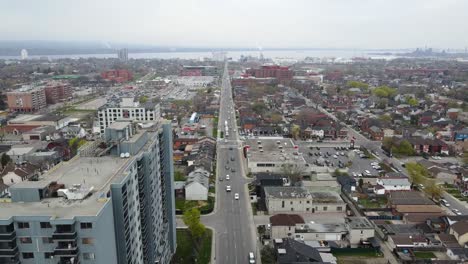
414,251,436,259
358,196,387,208
172,229,212,264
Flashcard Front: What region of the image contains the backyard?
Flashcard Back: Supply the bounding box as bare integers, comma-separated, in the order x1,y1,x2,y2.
358,196,388,208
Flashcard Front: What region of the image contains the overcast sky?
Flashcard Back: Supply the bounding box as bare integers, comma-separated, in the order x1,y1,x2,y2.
1,0,468,49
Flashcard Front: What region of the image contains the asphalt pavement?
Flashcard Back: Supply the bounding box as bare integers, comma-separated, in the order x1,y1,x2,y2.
201,62,258,264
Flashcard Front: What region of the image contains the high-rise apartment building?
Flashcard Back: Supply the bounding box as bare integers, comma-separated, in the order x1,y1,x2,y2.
0,120,176,264
97,98,160,134
7,86,47,112
117,48,128,61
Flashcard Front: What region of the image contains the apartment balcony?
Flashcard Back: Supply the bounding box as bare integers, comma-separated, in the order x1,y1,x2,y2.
0,256,20,264
0,246,18,257
0,231,16,242
54,246,79,257
52,231,77,241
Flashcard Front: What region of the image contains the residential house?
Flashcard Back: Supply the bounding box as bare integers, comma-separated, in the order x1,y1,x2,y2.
345,217,375,246
274,238,324,264
1,163,39,186
388,235,428,250
446,248,468,262
369,126,384,141
174,181,185,199
374,177,411,194
185,167,209,200
449,220,468,247
270,214,305,239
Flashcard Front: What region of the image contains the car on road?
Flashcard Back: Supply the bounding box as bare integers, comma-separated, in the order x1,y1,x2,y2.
440,199,450,207
226,185,231,192
452,208,461,215
225,165,229,170
226,174,230,180
249,252,255,263
231,156,235,161
229,146,233,150
219,177,223,181
234,193,239,200
231,168,236,172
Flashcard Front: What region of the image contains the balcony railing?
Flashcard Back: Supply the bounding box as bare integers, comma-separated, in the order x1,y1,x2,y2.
0,231,16,241
52,231,77,240
54,246,79,257
0,246,18,257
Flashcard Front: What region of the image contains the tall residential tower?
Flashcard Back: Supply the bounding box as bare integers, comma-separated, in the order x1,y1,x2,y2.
0,121,176,264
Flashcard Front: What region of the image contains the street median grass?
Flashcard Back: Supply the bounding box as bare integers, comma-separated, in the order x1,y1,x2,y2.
172,229,212,264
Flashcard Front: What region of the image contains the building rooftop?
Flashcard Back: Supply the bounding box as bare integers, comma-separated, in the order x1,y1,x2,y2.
0,156,132,219
389,191,434,205
270,214,305,226
246,138,307,164
346,217,374,229
264,186,311,199
297,223,347,234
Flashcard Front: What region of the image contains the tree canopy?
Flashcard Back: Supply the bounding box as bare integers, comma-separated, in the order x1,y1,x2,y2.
346,80,369,89
406,96,418,106
372,85,397,98
183,208,206,242
406,162,430,185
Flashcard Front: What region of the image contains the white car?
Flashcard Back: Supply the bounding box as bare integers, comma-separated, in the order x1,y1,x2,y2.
452,209,461,215
226,175,230,180
226,185,231,192
352,172,357,177
249,252,255,263
234,193,239,200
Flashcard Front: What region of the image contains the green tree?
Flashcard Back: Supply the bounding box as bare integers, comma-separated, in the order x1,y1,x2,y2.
261,245,276,264
346,80,369,89
358,178,364,188
406,96,418,106
379,114,392,122
252,102,267,115
139,95,148,104
392,140,415,156
424,180,444,200
270,114,283,126
183,208,206,243
281,163,304,184
372,85,397,98
406,162,429,185
1,153,11,167
174,171,186,181
291,124,301,140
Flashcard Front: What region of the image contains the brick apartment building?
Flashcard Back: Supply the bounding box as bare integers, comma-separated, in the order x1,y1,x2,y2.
44,81,73,104
101,69,133,83
7,86,46,112
246,65,294,83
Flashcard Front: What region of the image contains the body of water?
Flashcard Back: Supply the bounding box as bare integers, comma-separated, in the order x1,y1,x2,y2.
0,49,403,61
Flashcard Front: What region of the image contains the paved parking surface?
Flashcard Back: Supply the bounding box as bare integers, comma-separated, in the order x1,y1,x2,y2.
299,144,383,177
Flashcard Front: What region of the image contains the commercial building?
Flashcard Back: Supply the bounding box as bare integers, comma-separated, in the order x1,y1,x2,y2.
97,97,160,134
264,186,345,214
101,70,133,83
180,65,218,76
7,86,46,112
0,120,176,264
246,65,294,83
44,82,73,104
4,114,73,135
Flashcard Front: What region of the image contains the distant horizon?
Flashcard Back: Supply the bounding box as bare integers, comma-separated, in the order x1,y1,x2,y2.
0,40,465,52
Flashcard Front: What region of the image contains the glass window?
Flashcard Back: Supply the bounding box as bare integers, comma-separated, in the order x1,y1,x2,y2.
20,237,32,244
17,222,30,229
80,222,93,229
83,253,95,260
44,252,54,259
40,222,52,229
82,238,94,245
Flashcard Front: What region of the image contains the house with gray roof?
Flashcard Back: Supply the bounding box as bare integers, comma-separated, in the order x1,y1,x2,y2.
185,167,209,200
374,177,411,194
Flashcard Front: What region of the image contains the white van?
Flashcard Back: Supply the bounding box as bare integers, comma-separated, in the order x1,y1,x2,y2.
249,252,255,263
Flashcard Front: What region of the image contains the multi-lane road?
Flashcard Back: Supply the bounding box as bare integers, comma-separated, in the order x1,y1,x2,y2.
201,62,257,264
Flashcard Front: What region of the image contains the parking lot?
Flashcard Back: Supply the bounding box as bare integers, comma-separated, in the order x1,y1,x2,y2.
298,144,384,177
